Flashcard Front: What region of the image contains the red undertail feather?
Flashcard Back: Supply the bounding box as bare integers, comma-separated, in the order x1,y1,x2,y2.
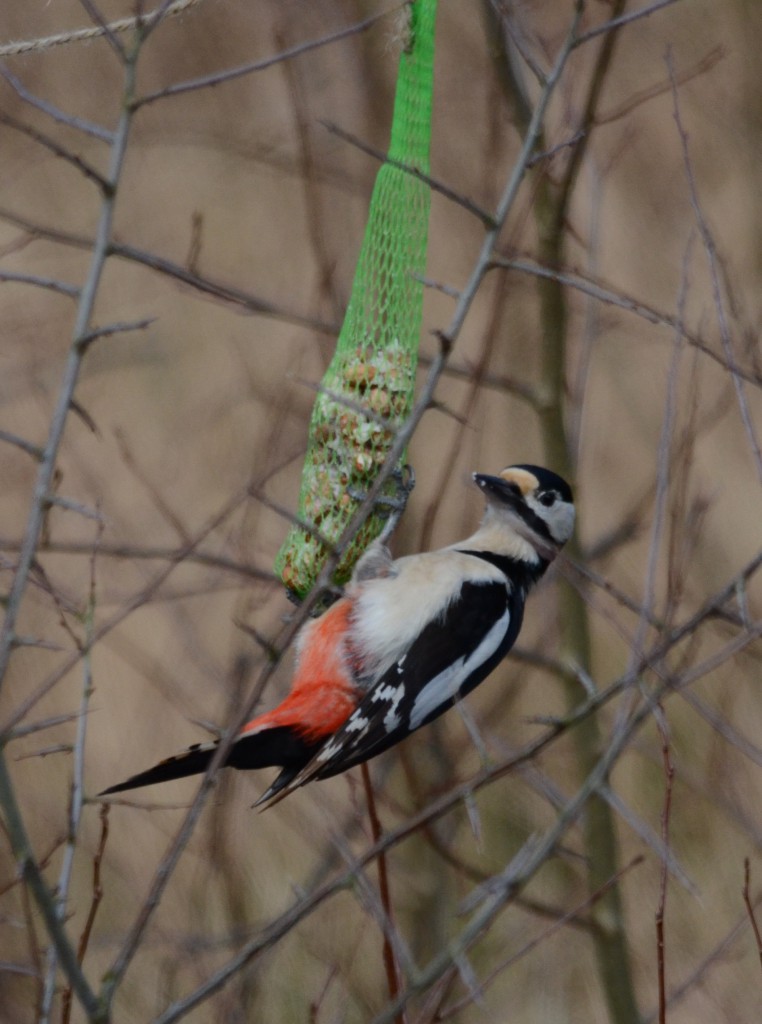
239,598,359,743
99,599,361,797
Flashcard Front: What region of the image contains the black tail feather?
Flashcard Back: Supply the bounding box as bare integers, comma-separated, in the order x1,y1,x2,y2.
99,726,321,798
253,765,303,808
99,743,216,796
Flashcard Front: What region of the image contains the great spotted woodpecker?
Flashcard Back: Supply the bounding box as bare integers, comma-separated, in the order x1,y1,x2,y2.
101,465,574,806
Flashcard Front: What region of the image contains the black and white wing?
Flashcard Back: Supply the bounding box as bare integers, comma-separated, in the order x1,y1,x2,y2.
263,579,522,803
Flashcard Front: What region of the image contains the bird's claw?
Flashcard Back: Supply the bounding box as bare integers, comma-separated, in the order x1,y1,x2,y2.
347,464,415,544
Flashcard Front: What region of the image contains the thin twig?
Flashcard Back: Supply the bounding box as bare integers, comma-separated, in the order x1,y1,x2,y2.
627,232,691,674
1,483,254,736
136,7,403,108
597,44,724,126
7,712,84,742
600,786,695,896
655,710,675,1024
574,0,683,47
361,763,406,1024
668,50,762,482
321,120,496,228
140,0,195,43
0,430,44,461
438,855,646,1020
0,64,113,142
40,522,100,1022
0,270,79,298
493,257,762,387
742,859,762,974
0,110,109,191
642,909,755,1022
60,804,110,1024
44,495,103,522
0,206,339,334
0,754,99,1016
113,428,191,543
78,317,155,346
78,0,127,60
0,537,274,584
420,353,539,406
678,689,762,770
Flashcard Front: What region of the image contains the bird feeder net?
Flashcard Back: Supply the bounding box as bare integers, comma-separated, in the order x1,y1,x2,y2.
275,0,437,599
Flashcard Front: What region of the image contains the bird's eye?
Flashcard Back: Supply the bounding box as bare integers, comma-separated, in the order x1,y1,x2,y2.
538,490,557,507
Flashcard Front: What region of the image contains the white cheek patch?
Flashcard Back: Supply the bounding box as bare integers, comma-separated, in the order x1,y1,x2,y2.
525,495,575,545
409,609,510,730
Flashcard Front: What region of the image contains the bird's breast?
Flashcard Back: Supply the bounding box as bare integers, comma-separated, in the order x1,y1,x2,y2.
348,549,508,682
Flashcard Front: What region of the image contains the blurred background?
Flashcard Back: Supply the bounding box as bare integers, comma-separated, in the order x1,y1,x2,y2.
1,1,761,1021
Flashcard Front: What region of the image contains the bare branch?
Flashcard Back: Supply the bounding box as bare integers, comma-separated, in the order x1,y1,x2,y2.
1,482,255,736
575,0,684,47
78,0,128,61
597,44,725,126
60,805,110,1024
360,762,407,1024
742,859,762,975
321,120,496,228
0,537,274,584
136,8,403,109
655,714,675,1024
0,109,109,190
0,206,339,333
493,257,762,387
438,855,646,1020
40,526,100,1022
0,754,99,1017
0,64,113,142
643,910,754,1022
668,49,762,481
0,270,79,298
77,316,155,347
0,430,44,461
44,495,103,521
7,712,84,742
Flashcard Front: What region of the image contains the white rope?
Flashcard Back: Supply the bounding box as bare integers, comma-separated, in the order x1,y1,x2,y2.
0,0,203,57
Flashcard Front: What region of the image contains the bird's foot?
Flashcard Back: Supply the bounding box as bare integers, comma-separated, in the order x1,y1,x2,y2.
348,464,415,544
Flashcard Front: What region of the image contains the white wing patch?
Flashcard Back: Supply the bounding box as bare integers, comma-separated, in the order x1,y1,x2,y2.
371,681,406,731
315,708,369,763
409,608,511,730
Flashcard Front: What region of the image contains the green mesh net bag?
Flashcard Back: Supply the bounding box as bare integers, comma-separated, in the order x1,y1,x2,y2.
275,0,437,599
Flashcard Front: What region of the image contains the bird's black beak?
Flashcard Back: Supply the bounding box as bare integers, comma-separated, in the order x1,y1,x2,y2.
473,473,523,506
